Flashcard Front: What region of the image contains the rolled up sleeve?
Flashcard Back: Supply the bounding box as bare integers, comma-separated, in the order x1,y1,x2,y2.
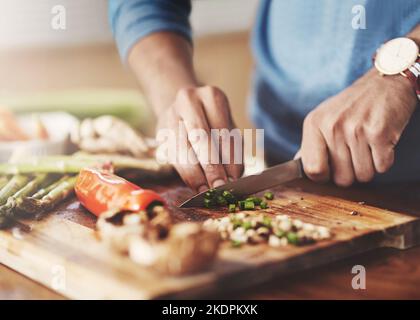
109,0,192,62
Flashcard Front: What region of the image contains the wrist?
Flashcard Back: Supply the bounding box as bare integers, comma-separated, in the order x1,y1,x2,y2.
369,68,418,106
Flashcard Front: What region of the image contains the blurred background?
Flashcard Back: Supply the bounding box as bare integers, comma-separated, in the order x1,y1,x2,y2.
0,0,258,132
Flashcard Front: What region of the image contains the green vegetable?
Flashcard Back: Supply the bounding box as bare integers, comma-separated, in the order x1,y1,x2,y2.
204,189,216,198
242,221,252,230
204,189,220,208
204,191,213,199
217,195,227,206
15,176,77,217
0,154,172,176
231,240,242,248
262,215,272,228
31,175,68,199
0,174,51,227
245,197,263,205
238,200,245,210
264,192,274,200
228,203,236,213
0,175,31,206
204,198,214,209
275,230,286,238
222,190,237,204
260,201,268,209
287,232,299,245
244,200,255,210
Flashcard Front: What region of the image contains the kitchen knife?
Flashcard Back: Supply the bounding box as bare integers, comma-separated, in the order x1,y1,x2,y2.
179,158,305,208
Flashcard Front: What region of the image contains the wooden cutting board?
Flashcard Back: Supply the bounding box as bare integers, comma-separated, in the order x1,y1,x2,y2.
1,178,420,299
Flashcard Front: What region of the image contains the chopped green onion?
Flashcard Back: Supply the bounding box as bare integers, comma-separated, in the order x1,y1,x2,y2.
222,190,231,197
204,198,216,208
260,201,268,209
286,232,299,245
244,200,255,210
204,191,212,199
217,195,227,206
246,197,262,205
228,203,236,213
238,200,246,210
275,230,285,238
222,190,237,204
231,240,242,248
242,220,252,230
262,215,272,227
264,192,274,200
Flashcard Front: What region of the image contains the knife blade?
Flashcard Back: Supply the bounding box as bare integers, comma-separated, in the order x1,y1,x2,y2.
179,158,305,208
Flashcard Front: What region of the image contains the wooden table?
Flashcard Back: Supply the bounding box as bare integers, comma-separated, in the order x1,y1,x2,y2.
1,179,420,300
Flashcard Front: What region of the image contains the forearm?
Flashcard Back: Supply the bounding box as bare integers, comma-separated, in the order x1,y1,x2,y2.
128,32,199,115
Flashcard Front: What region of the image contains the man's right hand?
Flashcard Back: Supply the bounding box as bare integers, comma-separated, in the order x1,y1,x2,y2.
156,85,243,192
127,32,243,191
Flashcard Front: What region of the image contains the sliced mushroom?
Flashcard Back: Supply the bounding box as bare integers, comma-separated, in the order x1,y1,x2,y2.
97,206,220,275
71,115,153,157
96,210,147,253
129,222,220,275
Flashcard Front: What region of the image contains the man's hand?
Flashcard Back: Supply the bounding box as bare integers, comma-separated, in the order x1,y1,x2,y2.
157,85,243,192
300,69,418,186
128,33,243,192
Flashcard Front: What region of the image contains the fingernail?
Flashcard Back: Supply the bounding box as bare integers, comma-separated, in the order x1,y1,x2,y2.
228,176,235,182
198,185,208,193
212,179,226,188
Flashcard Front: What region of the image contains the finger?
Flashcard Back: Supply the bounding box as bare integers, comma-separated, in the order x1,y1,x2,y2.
167,110,208,191
328,142,355,187
176,89,228,187
301,118,330,182
347,138,375,183
370,144,395,174
198,86,244,179
294,149,301,160
365,126,396,174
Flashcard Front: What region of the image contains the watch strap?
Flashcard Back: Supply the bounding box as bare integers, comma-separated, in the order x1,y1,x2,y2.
404,57,420,100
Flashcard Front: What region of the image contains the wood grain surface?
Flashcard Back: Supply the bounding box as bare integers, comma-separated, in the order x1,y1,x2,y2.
1,178,420,299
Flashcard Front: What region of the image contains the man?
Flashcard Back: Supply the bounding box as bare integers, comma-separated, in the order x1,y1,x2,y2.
109,0,420,191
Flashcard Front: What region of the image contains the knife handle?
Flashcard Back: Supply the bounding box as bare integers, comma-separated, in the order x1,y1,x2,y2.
296,158,307,179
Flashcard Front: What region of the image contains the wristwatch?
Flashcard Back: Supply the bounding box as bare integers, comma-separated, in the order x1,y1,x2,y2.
374,37,420,100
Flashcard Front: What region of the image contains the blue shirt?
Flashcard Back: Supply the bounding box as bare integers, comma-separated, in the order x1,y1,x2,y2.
109,0,420,182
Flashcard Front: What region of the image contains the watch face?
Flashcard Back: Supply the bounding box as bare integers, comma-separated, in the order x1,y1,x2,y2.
375,38,419,75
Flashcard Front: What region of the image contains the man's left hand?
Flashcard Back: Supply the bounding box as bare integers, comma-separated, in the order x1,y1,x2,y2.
300,69,418,186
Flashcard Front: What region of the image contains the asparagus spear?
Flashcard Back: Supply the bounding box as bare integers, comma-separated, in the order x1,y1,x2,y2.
0,174,51,226
8,174,49,200
15,175,77,217
0,175,30,206
0,158,88,174
0,154,173,176
41,175,77,205
31,175,69,199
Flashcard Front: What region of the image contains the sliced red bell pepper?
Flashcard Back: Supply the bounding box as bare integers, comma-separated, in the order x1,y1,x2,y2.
75,167,165,217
